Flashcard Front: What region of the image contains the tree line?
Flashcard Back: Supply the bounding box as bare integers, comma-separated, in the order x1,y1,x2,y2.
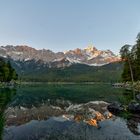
0,58,18,82
120,33,140,82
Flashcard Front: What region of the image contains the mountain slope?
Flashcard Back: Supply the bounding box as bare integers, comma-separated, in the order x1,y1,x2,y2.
64,46,120,66
15,62,123,82
0,45,122,82
0,45,120,67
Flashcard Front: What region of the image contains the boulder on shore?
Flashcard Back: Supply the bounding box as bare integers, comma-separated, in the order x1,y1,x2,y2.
128,102,140,114
107,102,124,114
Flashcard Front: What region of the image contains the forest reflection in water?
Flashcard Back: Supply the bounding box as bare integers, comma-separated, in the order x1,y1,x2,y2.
0,88,16,140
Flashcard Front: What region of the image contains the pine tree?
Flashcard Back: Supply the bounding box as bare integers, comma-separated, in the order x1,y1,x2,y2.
120,44,135,100
131,45,137,80
120,45,134,82
135,33,140,80
0,58,18,82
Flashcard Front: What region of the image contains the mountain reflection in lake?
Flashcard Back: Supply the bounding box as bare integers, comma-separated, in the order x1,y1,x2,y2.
1,84,140,140
4,117,140,140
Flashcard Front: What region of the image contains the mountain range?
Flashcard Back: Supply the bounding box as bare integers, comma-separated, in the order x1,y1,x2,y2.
0,45,120,67
0,45,122,82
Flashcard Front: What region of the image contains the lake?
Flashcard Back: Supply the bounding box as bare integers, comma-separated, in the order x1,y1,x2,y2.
1,83,140,140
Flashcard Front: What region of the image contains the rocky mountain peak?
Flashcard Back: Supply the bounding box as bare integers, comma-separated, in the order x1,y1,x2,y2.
84,45,97,52
14,45,36,52
0,45,120,67
73,48,82,55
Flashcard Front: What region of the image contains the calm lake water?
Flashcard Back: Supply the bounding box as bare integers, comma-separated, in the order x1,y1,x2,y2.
1,83,140,140
5,83,129,106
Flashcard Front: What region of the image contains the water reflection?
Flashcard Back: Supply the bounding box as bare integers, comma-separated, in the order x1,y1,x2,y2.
127,117,140,135
111,89,140,136
5,100,112,127
11,84,127,107
2,85,140,140
4,98,140,140
0,88,16,140
3,117,140,140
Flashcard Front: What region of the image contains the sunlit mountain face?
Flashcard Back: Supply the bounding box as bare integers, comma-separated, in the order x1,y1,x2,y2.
0,45,120,67
0,45,122,82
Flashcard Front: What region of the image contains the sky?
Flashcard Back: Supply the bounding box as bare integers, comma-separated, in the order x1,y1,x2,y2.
0,0,140,54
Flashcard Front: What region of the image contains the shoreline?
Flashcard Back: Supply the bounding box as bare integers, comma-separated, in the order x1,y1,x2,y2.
20,81,111,85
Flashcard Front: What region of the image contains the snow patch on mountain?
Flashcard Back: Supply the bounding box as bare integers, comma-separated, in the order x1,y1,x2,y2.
0,45,120,68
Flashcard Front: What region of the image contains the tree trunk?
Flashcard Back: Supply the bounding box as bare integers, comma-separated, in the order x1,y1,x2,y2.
128,58,135,100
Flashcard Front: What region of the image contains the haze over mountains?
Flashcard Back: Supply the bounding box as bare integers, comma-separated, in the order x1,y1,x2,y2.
0,45,120,67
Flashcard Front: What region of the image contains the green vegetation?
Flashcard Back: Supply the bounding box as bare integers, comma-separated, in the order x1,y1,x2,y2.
0,58,18,82
19,62,123,82
119,111,132,119
0,88,16,140
0,114,4,140
0,58,18,139
118,89,134,105
120,33,140,82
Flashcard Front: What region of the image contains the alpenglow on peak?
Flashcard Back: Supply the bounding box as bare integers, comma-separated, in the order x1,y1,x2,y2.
0,45,120,67
84,45,97,52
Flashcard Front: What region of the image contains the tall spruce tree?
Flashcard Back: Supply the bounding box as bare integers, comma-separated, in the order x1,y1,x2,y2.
120,44,135,100
120,45,134,82
120,33,140,82
131,45,137,80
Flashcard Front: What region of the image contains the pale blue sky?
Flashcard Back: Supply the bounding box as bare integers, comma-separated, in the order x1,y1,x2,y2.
0,0,140,54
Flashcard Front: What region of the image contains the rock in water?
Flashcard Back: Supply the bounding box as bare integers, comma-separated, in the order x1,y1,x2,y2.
107,102,124,114
128,101,140,114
